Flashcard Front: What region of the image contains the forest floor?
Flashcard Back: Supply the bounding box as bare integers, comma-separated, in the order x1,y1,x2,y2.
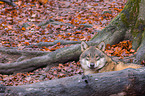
0,0,130,86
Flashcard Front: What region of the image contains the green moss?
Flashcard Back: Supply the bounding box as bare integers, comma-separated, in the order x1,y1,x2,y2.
132,19,144,37
142,30,145,40
119,0,140,26
131,20,144,50
110,0,140,28
122,0,141,37
91,0,142,42
120,13,129,27
109,14,119,24
135,20,144,29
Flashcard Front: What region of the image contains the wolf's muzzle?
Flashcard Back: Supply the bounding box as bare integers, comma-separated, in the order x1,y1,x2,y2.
90,63,95,69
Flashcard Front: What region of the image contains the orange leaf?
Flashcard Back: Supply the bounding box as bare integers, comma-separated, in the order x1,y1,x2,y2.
38,0,48,4
44,48,50,51
53,71,57,75
141,60,145,65
128,54,133,56
0,1,4,4
57,42,61,46
106,44,111,50
50,48,56,51
24,42,29,46
130,49,135,53
59,64,64,68
58,73,65,78
74,19,78,23
59,19,64,22
21,27,26,31
74,30,81,34
93,3,98,6
105,50,114,54
117,9,123,12
121,41,127,44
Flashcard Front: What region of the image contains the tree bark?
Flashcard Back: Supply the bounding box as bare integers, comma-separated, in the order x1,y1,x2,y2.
1,68,145,96
0,44,80,74
91,0,145,64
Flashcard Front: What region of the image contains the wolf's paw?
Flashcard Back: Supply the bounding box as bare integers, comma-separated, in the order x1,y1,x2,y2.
82,75,89,84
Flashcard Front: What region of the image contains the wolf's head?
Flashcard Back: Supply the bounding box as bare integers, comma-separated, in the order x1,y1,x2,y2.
80,41,107,71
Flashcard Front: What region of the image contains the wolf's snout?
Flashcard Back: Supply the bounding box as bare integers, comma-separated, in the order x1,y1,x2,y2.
90,63,95,68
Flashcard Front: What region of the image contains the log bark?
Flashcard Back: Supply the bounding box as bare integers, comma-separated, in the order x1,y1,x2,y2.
1,68,145,96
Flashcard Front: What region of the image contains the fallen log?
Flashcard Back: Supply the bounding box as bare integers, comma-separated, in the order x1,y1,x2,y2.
1,68,145,96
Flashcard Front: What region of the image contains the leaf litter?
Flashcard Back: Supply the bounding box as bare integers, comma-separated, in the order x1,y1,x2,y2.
0,0,128,86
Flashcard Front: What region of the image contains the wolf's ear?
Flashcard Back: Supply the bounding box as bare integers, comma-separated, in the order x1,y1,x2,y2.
81,41,89,51
98,42,105,51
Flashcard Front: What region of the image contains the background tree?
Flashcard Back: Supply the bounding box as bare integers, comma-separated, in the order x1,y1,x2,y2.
91,0,145,64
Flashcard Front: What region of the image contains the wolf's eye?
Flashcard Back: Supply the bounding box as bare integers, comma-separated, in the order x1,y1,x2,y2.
96,56,100,60
86,55,90,60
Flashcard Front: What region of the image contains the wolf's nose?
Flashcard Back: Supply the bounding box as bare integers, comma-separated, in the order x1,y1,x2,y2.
90,63,94,67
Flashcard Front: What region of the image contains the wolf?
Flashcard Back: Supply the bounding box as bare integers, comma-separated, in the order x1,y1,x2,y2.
80,41,143,75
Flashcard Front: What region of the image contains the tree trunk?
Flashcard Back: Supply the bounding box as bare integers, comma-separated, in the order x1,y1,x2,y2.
91,0,145,64
1,68,145,96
